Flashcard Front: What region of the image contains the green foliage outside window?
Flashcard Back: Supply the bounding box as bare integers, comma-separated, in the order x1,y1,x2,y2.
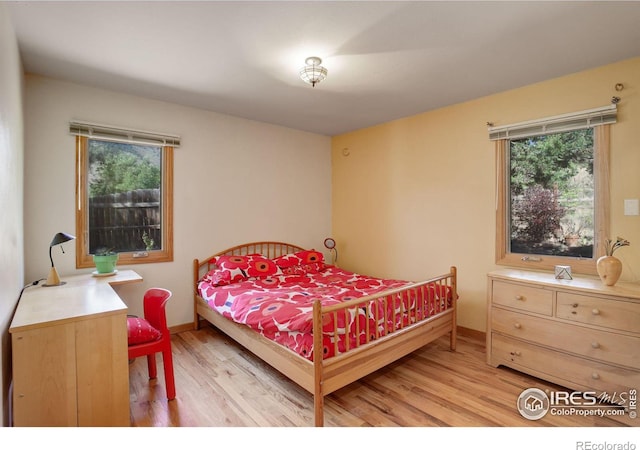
509,129,594,257
89,140,161,196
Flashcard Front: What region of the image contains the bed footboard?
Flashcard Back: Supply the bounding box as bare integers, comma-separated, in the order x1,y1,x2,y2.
311,266,457,426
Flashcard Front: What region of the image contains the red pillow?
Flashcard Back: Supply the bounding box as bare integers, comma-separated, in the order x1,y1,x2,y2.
127,317,162,345
245,256,281,278
203,254,281,285
273,253,302,269
200,266,233,286
295,250,324,264
274,250,326,274
299,261,326,274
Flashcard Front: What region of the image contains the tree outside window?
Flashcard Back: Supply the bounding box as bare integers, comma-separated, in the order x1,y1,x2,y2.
509,129,594,258
495,123,610,276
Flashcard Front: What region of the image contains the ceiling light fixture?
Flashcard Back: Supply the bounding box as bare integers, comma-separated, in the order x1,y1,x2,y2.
299,56,328,87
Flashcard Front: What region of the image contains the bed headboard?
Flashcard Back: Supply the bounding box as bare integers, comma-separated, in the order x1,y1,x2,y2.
193,241,306,287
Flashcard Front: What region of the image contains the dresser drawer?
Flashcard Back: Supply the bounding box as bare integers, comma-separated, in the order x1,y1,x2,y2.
556,292,640,334
492,280,553,316
491,333,640,395
491,307,640,369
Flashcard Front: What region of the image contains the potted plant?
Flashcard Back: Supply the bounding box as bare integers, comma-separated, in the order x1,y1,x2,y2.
560,219,583,248
93,247,118,274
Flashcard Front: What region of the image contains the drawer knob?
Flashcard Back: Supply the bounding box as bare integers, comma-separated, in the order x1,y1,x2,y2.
592,373,600,380
514,322,522,329
572,303,578,308
514,295,524,301
591,342,600,349
509,351,521,357
591,308,600,315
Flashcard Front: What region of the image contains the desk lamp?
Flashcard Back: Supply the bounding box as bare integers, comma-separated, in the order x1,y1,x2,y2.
44,232,76,287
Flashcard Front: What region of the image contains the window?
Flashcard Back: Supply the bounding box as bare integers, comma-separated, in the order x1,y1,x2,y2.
492,105,615,275
73,122,179,268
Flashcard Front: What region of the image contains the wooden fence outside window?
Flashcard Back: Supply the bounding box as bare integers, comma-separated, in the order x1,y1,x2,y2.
89,188,161,254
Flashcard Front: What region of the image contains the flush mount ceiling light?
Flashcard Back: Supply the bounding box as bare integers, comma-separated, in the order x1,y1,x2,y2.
299,56,328,87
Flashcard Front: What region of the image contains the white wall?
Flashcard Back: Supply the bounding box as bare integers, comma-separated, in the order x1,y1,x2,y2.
0,3,24,427
23,75,332,326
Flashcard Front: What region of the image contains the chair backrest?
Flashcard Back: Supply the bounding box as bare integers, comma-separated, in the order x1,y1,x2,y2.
143,288,172,335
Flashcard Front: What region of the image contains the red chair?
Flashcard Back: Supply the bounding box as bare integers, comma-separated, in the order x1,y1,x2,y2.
127,288,176,400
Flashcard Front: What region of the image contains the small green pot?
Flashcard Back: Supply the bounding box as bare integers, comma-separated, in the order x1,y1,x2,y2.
93,253,118,274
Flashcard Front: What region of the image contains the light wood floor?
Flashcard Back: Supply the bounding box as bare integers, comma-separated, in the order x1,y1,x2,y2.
128,324,633,427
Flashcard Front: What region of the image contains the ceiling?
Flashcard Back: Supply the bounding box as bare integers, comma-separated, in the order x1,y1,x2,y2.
7,1,640,136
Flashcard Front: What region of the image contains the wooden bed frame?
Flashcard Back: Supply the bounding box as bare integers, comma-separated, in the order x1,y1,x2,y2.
193,241,458,426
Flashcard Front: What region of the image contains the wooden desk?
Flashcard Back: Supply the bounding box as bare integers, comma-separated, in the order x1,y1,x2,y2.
10,270,142,426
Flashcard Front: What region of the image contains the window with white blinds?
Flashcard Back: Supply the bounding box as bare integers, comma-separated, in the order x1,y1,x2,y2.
73,121,176,269
70,121,181,147
492,105,614,275
488,104,616,141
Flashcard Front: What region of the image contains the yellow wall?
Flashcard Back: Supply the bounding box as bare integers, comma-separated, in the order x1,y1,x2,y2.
332,56,640,332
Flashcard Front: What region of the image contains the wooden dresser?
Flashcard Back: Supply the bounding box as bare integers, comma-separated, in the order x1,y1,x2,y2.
487,268,640,398
10,270,142,426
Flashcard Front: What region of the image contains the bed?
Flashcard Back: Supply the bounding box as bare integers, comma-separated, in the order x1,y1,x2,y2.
193,241,458,426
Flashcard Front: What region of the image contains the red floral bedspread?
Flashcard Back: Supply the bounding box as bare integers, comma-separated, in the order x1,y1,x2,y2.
198,266,451,360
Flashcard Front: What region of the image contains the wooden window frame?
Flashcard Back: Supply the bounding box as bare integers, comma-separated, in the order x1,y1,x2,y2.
75,135,174,268
495,125,610,276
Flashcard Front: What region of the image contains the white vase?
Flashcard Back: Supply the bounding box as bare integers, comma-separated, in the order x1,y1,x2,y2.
596,255,622,286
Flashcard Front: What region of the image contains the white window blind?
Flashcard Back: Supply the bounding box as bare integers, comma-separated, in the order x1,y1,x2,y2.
69,121,181,147
488,104,616,141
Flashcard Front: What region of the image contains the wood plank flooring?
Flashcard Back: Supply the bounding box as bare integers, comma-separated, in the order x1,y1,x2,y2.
129,324,634,428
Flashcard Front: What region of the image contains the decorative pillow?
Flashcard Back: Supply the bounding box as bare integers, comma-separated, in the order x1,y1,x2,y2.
295,250,324,265
274,250,326,274
298,261,326,274
279,265,304,275
127,317,162,345
273,253,303,269
245,255,281,278
203,254,281,285
201,267,232,286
